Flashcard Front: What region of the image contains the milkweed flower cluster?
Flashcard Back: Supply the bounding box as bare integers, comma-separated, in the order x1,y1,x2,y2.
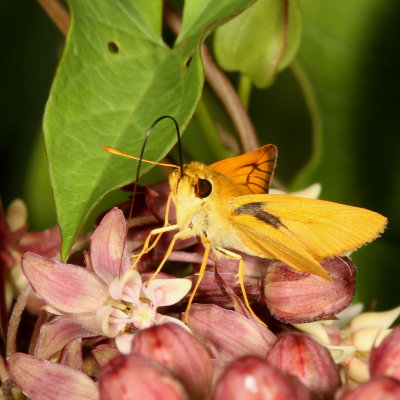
2,189,399,399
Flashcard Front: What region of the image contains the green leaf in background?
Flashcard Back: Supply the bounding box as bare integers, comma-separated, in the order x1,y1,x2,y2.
44,0,254,260
290,0,400,309
214,0,302,88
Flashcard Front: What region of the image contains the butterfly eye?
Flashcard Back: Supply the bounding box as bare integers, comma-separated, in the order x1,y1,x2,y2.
195,178,212,198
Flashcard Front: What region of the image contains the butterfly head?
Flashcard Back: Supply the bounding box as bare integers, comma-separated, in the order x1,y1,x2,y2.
169,160,249,206
169,162,214,202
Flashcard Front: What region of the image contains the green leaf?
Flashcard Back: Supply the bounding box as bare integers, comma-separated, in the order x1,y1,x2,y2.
44,0,253,259
214,0,302,88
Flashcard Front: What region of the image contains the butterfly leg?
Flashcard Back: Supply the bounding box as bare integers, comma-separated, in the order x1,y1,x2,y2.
131,224,178,268
184,237,211,323
131,192,176,268
216,247,266,326
145,230,183,286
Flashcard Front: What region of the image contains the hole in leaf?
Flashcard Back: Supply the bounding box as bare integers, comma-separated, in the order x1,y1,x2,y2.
107,41,120,54
185,56,192,67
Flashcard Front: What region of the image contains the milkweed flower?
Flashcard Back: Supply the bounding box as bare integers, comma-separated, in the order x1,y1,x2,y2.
295,304,400,385
21,208,191,355
0,199,60,311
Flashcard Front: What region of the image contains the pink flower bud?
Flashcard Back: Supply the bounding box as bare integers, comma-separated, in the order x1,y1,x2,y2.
187,304,276,362
337,376,400,400
213,356,312,400
370,325,400,381
131,323,212,400
266,332,340,399
99,353,188,400
264,257,355,323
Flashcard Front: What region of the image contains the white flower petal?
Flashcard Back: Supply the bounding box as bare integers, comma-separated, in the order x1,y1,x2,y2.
155,314,192,333
6,199,27,231
347,356,370,383
352,327,392,352
120,270,143,303
350,306,400,332
335,303,364,328
96,306,123,338
115,333,135,355
144,278,192,307
324,344,356,364
269,183,321,199
291,183,322,199
293,321,331,345
109,270,142,302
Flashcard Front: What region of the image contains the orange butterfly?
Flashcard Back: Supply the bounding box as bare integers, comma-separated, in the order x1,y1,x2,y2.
103,144,387,323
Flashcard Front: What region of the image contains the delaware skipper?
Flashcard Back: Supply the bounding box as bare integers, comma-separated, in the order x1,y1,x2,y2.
102,137,387,324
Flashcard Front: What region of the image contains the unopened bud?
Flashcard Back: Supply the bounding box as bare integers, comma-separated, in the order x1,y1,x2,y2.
213,356,312,400
131,323,212,400
370,325,400,381
266,332,340,399
337,376,400,400
264,257,355,323
99,353,188,400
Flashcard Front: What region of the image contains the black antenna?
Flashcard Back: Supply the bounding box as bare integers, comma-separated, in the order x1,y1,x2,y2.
120,115,183,275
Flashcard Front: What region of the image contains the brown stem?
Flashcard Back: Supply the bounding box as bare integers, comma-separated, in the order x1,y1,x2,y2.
164,4,259,152
28,311,48,356
36,0,70,36
6,286,31,357
0,355,9,384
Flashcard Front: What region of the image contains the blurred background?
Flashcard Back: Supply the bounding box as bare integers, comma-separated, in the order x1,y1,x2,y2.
1,0,399,310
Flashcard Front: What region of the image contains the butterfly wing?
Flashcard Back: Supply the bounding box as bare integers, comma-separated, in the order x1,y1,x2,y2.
210,145,277,194
229,194,387,278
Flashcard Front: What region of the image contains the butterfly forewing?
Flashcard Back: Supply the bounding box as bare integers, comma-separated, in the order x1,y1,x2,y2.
210,144,277,194
230,194,387,267
231,211,332,279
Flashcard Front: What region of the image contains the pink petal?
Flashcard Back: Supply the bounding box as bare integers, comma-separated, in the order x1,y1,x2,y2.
59,338,83,371
22,252,108,313
92,343,120,368
144,278,192,307
188,304,276,362
35,317,99,360
90,208,130,284
7,353,99,400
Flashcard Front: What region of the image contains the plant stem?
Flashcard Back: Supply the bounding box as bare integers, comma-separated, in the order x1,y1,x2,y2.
36,0,69,36
164,4,259,153
238,73,252,110
6,286,31,357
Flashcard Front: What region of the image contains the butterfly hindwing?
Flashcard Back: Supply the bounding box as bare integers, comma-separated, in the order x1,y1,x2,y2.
210,145,277,194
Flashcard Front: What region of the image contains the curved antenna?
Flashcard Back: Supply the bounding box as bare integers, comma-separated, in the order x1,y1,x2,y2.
137,115,184,181
121,115,184,276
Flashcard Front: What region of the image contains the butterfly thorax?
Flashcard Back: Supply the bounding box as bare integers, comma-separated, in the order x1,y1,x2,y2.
168,161,249,247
